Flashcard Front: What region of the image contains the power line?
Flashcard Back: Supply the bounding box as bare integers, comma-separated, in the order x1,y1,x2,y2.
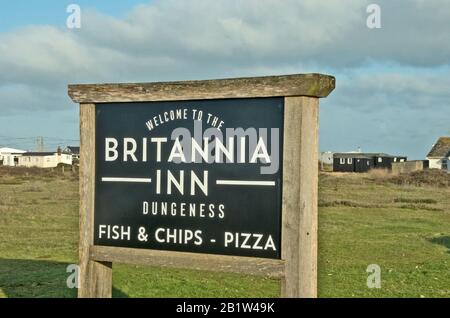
0,136,79,141
0,135,79,151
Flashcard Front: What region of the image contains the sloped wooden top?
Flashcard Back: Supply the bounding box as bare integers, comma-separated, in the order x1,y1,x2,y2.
427,137,450,158
68,73,335,103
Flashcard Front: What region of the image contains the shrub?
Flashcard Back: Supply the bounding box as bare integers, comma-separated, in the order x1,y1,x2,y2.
389,169,450,187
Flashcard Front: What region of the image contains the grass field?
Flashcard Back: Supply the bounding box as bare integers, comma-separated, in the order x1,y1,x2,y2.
0,167,449,298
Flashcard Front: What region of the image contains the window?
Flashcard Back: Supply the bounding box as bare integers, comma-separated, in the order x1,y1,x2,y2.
340,158,345,164
347,158,353,164
378,157,382,163
393,157,397,162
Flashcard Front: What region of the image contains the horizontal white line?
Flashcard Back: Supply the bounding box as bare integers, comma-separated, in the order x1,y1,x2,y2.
216,180,276,186
102,177,152,183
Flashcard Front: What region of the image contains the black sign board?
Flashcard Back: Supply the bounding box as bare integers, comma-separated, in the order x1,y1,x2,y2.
94,98,283,259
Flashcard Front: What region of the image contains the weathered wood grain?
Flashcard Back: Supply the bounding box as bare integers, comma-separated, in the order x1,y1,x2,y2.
68,73,335,103
281,96,319,298
90,246,285,278
79,103,112,298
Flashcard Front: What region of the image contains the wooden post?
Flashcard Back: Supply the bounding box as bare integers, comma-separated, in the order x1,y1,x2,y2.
281,96,319,298
79,103,112,298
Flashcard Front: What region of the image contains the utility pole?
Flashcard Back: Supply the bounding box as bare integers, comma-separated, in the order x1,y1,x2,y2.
36,136,44,152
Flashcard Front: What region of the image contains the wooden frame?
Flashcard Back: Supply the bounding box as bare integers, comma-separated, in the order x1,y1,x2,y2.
69,73,335,298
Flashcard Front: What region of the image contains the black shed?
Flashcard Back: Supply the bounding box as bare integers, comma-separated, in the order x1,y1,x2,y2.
333,153,407,173
333,153,374,172
373,154,408,169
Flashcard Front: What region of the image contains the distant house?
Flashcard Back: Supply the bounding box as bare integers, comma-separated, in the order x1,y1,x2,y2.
0,147,26,167
426,137,450,170
64,146,80,159
320,151,334,165
18,150,72,168
64,146,80,166
333,153,407,173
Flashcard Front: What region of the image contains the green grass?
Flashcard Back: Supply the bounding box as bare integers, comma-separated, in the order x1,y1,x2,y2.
0,169,449,298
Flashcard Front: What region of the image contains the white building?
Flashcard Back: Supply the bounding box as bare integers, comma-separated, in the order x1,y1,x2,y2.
320,151,334,165
426,137,450,170
18,151,72,168
0,147,26,166
63,146,80,163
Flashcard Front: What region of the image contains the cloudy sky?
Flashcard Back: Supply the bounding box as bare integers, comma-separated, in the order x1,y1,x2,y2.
0,0,449,158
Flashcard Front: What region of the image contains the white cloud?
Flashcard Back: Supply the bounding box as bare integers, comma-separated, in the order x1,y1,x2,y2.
320,67,450,158
1,0,449,89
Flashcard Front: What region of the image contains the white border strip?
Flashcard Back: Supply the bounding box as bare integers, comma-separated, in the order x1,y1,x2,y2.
102,177,152,183
216,180,276,186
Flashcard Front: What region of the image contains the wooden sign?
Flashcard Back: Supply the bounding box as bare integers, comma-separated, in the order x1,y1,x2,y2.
68,73,335,298
95,98,283,259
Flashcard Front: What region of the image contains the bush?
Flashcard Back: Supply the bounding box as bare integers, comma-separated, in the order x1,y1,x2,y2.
389,169,450,187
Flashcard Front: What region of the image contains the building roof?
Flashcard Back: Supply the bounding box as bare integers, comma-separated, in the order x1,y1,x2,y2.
0,147,26,154
333,153,406,159
66,146,80,154
427,137,450,158
333,153,374,159
22,152,56,157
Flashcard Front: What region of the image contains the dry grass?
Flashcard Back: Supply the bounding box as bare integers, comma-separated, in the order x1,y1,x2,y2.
393,197,437,204
320,170,450,212
364,168,450,188
319,199,384,209
0,166,77,179
367,168,392,180
389,169,450,187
